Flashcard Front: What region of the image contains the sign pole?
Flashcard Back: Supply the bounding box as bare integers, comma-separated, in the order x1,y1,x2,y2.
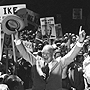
11,34,17,75
0,23,1,61
6,48,9,74
0,23,5,61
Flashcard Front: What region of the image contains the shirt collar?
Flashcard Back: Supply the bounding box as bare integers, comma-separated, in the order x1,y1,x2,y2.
48,58,56,71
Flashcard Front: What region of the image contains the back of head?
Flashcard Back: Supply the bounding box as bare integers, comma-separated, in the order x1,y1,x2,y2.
5,75,24,90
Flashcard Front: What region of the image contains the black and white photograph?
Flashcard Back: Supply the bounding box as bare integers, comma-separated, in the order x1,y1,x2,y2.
0,0,90,90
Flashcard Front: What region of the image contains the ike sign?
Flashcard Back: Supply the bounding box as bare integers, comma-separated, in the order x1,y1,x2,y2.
0,4,26,60
0,4,26,23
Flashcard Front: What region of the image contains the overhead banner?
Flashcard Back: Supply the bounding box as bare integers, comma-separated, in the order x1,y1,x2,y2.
40,17,56,39
0,4,26,23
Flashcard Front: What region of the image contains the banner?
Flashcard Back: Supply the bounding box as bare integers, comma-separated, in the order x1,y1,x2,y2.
40,17,56,39
0,4,26,23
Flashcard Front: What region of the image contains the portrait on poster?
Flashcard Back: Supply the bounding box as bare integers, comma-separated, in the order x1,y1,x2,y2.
40,17,56,39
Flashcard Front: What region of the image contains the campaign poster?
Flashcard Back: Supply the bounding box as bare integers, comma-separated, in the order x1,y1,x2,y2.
0,4,26,60
0,4,26,23
55,23,63,38
40,17,56,39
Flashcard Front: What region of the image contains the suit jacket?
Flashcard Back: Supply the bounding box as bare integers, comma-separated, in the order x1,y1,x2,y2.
15,41,83,90
68,62,85,90
31,61,62,90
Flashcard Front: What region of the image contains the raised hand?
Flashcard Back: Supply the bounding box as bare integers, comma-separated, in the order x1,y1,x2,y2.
13,30,20,40
78,26,86,43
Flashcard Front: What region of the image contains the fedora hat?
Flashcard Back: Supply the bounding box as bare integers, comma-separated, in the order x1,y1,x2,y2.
1,15,25,35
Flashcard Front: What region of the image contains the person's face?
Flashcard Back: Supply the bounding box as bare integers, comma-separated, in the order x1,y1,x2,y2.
45,25,51,36
42,46,53,63
47,29,50,35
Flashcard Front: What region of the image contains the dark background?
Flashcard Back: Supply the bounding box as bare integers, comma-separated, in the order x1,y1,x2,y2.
0,0,90,35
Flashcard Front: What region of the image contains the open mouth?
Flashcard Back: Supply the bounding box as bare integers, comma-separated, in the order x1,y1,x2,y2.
44,58,49,63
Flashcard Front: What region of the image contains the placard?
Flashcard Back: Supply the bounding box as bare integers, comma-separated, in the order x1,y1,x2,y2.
40,17,56,39
0,4,26,23
55,23,63,38
27,9,39,26
0,4,26,60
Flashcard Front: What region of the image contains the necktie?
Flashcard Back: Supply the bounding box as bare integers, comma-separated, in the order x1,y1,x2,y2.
41,64,49,80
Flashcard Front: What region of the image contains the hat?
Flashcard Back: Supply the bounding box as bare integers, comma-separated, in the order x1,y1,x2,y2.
1,15,25,35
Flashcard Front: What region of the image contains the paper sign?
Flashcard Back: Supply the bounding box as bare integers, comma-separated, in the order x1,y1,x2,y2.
27,9,39,26
0,4,26,23
40,17,56,39
55,23,63,38
0,4,26,60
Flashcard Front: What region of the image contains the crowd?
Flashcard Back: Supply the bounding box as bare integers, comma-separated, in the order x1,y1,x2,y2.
0,14,90,90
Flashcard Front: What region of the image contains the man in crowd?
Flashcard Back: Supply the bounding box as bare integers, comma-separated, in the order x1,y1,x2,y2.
13,25,85,90
4,75,24,90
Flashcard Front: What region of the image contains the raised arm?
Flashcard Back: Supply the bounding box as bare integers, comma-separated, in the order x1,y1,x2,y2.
59,26,86,68
14,31,36,66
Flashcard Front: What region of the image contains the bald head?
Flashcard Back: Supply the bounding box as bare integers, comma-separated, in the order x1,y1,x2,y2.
41,45,54,63
42,45,54,52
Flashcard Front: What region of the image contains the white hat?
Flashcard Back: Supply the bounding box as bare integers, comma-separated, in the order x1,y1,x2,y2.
1,15,25,35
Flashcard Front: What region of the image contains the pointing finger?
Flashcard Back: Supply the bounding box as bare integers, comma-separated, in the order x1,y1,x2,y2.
79,26,82,35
